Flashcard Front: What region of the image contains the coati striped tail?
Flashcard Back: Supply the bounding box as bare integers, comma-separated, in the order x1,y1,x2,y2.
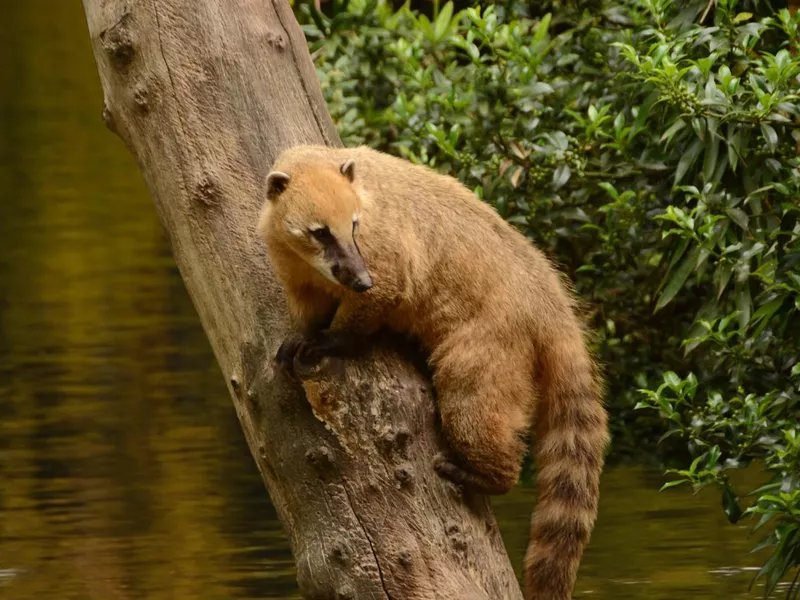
523,340,608,600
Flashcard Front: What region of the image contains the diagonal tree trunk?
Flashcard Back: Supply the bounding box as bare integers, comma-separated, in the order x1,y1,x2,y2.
81,1,524,598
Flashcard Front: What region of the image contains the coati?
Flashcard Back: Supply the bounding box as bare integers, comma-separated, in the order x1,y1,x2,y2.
257,145,609,600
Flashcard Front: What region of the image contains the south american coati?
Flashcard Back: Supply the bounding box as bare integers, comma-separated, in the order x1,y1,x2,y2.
257,144,609,600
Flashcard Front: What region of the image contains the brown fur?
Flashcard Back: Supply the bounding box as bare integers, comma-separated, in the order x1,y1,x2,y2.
258,145,610,600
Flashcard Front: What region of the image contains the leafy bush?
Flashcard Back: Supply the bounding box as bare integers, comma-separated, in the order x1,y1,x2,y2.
295,0,800,593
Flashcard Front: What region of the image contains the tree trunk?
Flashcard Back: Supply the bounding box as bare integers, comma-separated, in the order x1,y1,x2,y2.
81,1,524,598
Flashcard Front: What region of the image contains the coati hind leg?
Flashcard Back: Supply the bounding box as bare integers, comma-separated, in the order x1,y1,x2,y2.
431,334,535,495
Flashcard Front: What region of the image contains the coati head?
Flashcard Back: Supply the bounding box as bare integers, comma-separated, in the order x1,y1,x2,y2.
260,158,373,293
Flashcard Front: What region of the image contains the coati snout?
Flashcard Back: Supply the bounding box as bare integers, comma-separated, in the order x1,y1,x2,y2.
331,261,373,293
317,227,372,293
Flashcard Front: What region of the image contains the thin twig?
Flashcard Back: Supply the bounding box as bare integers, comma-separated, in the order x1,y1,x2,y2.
699,0,715,24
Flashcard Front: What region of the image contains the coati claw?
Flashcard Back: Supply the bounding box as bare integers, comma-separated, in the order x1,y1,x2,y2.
275,333,306,378
433,454,468,487
276,335,303,362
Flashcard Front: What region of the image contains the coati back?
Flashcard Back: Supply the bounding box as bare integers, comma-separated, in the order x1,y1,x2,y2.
258,145,609,600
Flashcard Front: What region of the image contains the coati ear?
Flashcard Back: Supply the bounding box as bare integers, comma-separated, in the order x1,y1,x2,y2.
340,159,355,182
265,171,291,201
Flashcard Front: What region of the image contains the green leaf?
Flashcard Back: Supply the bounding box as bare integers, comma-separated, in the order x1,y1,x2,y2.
598,181,619,200
668,237,691,271
707,445,721,466
416,14,433,40
714,263,734,299
434,1,454,41
661,479,689,491
692,117,706,141
660,118,686,144
751,512,778,535
675,139,703,186
761,123,779,153
736,283,753,330
552,164,571,190
751,297,784,336
529,82,554,96
689,454,704,475
533,13,551,47
726,208,749,231
665,371,681,388
465,41,480,61
656,246,700,311
722,480,743,524
658,428,684,444
727,125,742,172
748,481,783,497
703,136,721,183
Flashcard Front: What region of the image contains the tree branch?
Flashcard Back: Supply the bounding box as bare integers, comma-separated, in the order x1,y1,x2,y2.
81,0,524,598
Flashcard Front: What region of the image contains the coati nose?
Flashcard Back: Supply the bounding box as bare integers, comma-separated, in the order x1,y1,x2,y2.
351,273,373,293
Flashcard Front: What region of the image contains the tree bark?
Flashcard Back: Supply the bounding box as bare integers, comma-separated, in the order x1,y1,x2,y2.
81,1,524,598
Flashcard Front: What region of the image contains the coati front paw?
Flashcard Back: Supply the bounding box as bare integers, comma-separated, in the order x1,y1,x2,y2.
276,331,363,381
275,331,337,366
275,331,353,381
275,332,328,376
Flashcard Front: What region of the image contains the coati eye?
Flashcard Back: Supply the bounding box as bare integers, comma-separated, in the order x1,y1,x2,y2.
308,225,332,241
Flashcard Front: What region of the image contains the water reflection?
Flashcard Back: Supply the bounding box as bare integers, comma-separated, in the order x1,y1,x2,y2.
0,3,777,599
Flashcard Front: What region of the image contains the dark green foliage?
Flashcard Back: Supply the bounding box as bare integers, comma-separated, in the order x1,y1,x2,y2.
294,0,800,592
